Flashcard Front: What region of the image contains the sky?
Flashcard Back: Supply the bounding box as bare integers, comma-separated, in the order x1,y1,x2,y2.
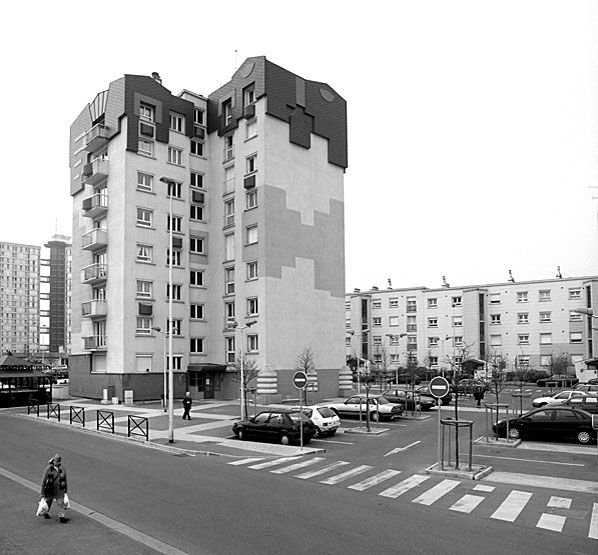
1,0,597,292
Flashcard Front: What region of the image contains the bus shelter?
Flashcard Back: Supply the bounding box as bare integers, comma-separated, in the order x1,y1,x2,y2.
0,354,52,408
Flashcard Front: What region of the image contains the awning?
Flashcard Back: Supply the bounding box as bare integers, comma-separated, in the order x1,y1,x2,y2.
583,357,598,368
187,364,227,373
0,371,51,379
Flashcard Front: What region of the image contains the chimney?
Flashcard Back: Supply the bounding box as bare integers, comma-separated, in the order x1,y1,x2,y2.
353,288,361,293
151,72,162,84
372,286,379,291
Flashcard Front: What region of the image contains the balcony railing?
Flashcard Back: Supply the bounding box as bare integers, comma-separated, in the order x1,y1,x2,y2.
81,300,107,318
82,192,108,219
81,159,109,186
82,228,108,251
81,263,107,284
83,335,107,350
84,124,108,152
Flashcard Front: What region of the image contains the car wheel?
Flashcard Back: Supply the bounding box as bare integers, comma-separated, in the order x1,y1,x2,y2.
237,428,245,441
508,427,520,440
577,429,592,445
370,411,380,422
280,434,290,446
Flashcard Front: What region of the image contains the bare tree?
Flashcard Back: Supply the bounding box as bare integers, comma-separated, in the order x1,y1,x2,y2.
295,347,316,404
486,349,508,406
232,355,260,418
548,352,571,377
374,344,390,391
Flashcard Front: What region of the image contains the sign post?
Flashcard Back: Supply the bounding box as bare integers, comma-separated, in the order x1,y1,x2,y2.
293,371,308,451
429,376,450,471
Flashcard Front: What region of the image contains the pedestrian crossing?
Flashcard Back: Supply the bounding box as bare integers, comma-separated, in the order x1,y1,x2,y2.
227,455,598,540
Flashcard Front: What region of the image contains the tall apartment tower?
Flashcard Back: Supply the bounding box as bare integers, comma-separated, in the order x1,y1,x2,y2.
69,57,347,401
0,242,41,356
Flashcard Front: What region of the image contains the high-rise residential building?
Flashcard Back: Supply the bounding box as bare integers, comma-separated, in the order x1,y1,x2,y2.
346,275,598,375
68,57,347,402
0,242,41,356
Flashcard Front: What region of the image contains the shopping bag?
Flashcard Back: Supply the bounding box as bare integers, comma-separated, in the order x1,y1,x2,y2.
63,493,70,510
36,498,49,516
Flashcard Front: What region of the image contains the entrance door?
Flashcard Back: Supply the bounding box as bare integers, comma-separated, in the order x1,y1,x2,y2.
204,372,215,399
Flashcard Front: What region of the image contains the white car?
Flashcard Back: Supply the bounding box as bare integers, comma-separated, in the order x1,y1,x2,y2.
531,390,589,408
290,405,340,437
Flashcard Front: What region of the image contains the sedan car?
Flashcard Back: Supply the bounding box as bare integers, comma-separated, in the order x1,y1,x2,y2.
492,406,596,444
232,410,316,445
531,390,589,408
290,405,340,437
414,385,453,405
326,395,403,422
557,395,598,414
381,389,437,411
536,374,578,388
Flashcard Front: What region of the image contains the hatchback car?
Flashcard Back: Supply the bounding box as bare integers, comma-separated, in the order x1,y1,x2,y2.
492,406,596,444
531,390,589,408
232,410,316,445
326,395,403,422
536,374,578,388
381,389,436,411
290,405,340,437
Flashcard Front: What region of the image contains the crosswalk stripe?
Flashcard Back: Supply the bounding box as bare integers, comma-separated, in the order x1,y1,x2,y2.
379,474,430,499
270,457,325,475
294,461,350,480
228,458,265,466
547,496,571,509
319,465,372,485
590,503,598,540
248,457,299,470
412,479,460,506
450,494,486,514
491,490,533,522
347,469,402,491
473,484,495,493
537,513,566,532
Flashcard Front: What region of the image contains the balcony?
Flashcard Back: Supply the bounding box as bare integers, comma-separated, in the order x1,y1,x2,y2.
81,263,107,284
82,228,108,251
84,124,109,152
83,335,107,351
81,159,109,186
81,300,107,318
82,192,108,219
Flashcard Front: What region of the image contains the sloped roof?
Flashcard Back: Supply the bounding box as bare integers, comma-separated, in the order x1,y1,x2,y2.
0,355,34,368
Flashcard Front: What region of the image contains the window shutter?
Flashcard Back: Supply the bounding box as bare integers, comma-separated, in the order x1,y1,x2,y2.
243,175,256,189
138,303,153,315
172,236,183,249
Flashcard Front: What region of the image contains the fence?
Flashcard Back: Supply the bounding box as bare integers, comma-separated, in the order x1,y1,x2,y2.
70,406,85,427
127,415,149,441
96,410,114,434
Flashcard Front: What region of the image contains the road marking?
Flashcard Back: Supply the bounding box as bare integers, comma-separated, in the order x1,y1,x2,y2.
537,513,566,532
476,454,584,467
412,479,460,506
547,496,571,509
590,503,598,539
319,465,372,485
385,440,421,457
379,474,430,499
491,490,533,522
312,439,354,445
484,472,598,494
347,469,402,491
473,484,495,492
270,457,325,474
228,457,264,466
248,457,299,470
294,461,350,479
450,494,485,513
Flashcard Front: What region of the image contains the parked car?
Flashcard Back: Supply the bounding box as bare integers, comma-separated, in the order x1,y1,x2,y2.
381,388,436,411
454,379,489,395
536,374,578,388
574,383,598,394
232,410,316,445
326,395,403,422
414,385,453,405
557,395,598,414
290,405,340,437
492,406,596,444
531,390,589,408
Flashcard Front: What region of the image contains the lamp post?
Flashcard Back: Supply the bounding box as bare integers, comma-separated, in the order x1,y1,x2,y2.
235,319,257,419
159,176,176,443
386,333,407,385
151,326,167,412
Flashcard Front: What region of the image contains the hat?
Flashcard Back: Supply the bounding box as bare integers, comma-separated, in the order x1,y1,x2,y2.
49,454,61,465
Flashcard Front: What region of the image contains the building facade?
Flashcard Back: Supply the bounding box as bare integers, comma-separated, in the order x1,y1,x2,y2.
346,275,598,376
68,57,348,402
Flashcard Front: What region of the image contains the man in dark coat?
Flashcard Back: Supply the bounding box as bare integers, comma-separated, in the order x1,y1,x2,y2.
182,391,192,420
40,454,68,523
474,385,485,408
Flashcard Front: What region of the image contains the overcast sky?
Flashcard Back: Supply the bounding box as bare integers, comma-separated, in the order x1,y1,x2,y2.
2,1,597,292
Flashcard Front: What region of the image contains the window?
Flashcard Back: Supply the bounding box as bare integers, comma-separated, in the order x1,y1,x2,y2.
517,291,528,303
138,139,153,157
247,334,259,353
190,269,204,286
372,299,382,309
140,102,154,122
136,354,153,373
246,189,258,209
167,248,181,266
518,334,529,345
190,204,204,221
453,336,463,347
246,119,257,139
428,298,438,309
247,297,259,316
517,313,529,324
452,316,462,327
224,199,235,227
190,337,204,354
166,356,182,371
540,333,552,345
539,311,551,323
406,298,416,312
406,315,416,331
373,317,382,327
428,317,438,328
539,290,551,302
137,172,153,192
489,293,500,304
136,280,152,298
389,316,400,327
168,146,183,166
190,236,205,254
190,303,204,319
429,356,439,367
428,337,439,347
167,215,182,233
373,336,382,346
490,334,502,346
540,355,552,366
170,113,184,133
167,181,182,199
517,355,530,368
166,283,182,301
225,267,235,295
194,108,205,126
225,337,235,363
246,154,257,174
136,244,153,263
190,171,204,189
224,135,234,161
570,311,582,321
407,336,418,350
190,140,204,157
243,83,255,106
136,316,153,334
224,233,235,261
222,98,232,125
247,261,258,280
225,301,235,326
390,354,400,363
452,296,462,307
490,314,501,325
389,298,399,308
167,319,182,336
569,288,582,300
224,166,235,194
570,332,583,344
246,225,258,245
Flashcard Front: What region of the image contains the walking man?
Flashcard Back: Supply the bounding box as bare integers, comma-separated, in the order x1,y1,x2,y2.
182,391,192,420
40,454,68,523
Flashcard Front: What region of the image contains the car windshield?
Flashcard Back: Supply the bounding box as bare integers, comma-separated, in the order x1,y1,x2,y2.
317,407,336,418
289,412,311,424
375,397,391,405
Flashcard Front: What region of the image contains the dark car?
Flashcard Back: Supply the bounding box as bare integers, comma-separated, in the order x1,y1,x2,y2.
454,379,489,395
232,410,316,445
414,385,453,405
381,389,437,411
558,395,598,414
537,374,579,388
492,406,596,445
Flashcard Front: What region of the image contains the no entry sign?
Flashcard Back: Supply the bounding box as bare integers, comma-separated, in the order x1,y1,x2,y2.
293,371,308,390
429,376,450,399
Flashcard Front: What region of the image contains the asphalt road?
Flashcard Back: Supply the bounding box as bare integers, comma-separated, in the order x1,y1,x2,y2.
1,408,596,554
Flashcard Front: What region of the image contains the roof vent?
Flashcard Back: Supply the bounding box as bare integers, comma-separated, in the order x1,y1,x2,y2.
353,288,361,293
151,72,162,84
372,286,379,291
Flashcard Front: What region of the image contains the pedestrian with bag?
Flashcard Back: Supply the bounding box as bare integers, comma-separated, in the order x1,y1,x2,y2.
182,391,193,420
39,454,69,523
474,385,484,408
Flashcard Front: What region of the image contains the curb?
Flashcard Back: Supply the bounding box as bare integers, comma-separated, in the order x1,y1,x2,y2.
424,462,494,481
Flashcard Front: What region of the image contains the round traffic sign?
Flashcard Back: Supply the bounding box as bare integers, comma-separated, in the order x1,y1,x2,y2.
293,371,308,390
429,376,450,398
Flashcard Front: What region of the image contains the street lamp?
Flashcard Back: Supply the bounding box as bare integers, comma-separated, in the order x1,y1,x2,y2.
151,326,167,412
234,319,258,419
159,176,176,443
572,307,598,326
